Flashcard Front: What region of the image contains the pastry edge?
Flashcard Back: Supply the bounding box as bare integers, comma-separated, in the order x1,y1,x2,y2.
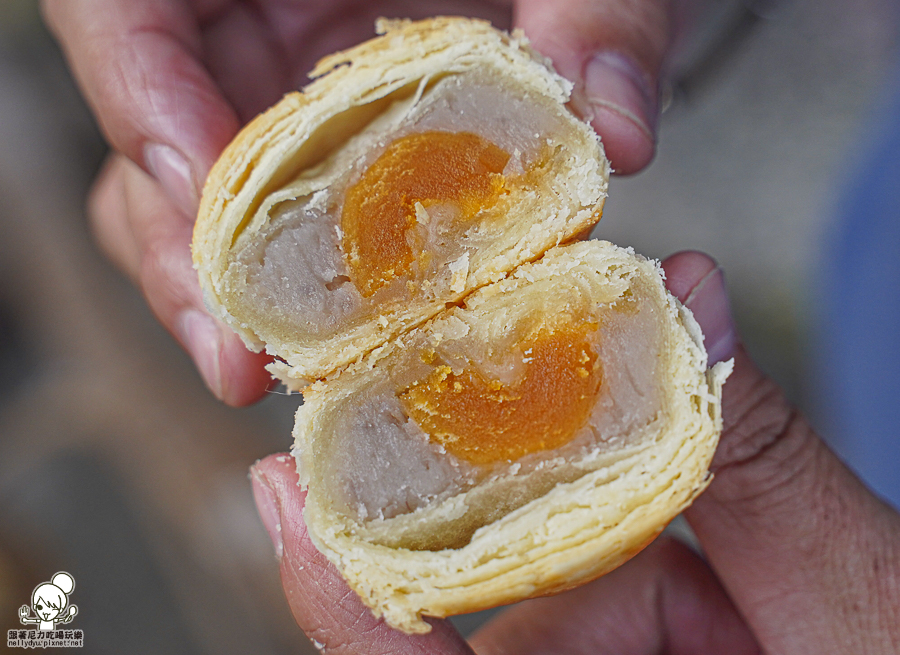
293,241,730,633
192,16,608,383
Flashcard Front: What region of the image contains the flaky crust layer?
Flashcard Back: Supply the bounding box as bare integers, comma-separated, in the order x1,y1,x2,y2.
294,241,731,633
193,17,608,383
193,17,726,635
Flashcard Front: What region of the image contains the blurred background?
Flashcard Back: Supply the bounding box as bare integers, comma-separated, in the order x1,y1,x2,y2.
0,0,897,652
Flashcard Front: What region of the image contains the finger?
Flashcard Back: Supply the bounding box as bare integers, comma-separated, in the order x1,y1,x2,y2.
88,153,142,283
251,454,475,654
662,250,737,364
471,536,759,655
662,251,900,653
514,0,669,174
42,0,239,218
199,1,293,122
117,157,272,406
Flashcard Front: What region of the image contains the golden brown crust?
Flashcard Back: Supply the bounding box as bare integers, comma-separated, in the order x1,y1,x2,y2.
193,17,609,381
192,17,727,635
294,241,730,633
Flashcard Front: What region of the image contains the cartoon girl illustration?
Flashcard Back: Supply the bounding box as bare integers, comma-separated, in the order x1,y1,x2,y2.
18,571,78,632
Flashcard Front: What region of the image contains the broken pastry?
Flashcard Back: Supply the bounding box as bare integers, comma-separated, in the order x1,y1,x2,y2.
296,241,729,632
193,17,729,635
193,16,610,383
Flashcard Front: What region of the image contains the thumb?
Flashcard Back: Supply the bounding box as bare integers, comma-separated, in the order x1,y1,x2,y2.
662,252,900,654
42,0,239,218
515,0,671,174
251,455,475,653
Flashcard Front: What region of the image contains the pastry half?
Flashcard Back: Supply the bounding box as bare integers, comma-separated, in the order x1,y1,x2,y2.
193,17,610,383
295,240,731,633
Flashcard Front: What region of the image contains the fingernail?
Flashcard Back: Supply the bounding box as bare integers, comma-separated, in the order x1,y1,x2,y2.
176,309,224,399
144,143,200,219
684,267,738,364
251,467,284,558
584,52,658,141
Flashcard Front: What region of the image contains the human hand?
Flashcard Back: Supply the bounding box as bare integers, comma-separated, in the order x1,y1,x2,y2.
42,0,683,405
250,251,900,654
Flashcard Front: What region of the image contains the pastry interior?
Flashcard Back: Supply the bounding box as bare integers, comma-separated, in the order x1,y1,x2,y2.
194,18,725,635
216,68,604,371
298,243,671,552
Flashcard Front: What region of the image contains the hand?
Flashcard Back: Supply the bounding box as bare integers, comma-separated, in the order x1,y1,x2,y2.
251,251,900,654
19,605,29,620
42,0,681,405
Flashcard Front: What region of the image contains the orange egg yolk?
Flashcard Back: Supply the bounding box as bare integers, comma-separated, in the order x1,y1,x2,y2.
399,325,603,465
341,131,510,297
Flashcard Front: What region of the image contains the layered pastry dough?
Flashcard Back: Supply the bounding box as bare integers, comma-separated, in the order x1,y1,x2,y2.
296,241,729,632
193,17,609,383
193,16,729,636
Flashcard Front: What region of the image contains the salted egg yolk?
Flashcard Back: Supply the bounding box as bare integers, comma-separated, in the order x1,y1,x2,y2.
341,131,510,297
400,325,603,465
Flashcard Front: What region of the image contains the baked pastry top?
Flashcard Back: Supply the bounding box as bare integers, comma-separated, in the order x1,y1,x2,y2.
193,17,609,384
193,16,729,635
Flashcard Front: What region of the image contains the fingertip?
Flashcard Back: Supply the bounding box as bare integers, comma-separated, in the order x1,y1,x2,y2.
250,459,287,558
252,461,473,652
87,155,124,227
251,453,309,563
661,251,738,364
118,161,268,407
175,308,224,400
173,307,273,407
590,106,656,175
255,454,309,543
515,1,666,176
661,251,719,303
253,452,299,483
583,51,658,175
144,143,200,220
218,331,276,407
88,155,142,281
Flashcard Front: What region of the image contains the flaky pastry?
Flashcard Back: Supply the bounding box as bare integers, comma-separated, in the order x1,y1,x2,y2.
295,241,730,632
193,17,729,635
193,16,609,384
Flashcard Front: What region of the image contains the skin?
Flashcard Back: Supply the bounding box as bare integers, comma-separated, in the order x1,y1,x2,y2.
43,1,900,651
